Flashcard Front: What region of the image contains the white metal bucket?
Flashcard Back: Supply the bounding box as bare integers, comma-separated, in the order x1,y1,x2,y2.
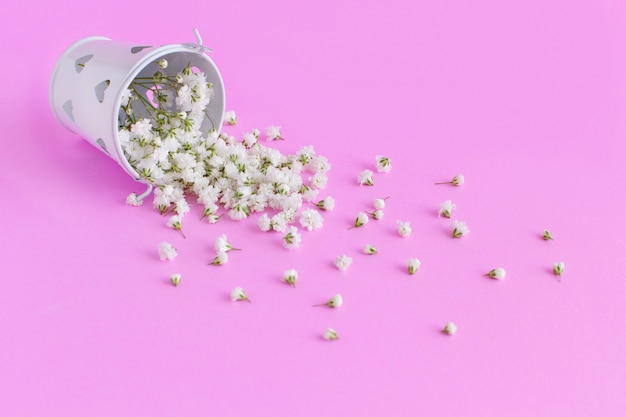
49,31,226,186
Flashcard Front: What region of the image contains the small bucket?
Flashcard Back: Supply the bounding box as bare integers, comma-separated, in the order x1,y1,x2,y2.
49,30,226,191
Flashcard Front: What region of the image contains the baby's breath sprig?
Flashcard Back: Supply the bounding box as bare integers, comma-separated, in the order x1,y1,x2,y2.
314,294,343,308
436,174,465,186
231,287,251,302
363,244,378,255
349,212,369,229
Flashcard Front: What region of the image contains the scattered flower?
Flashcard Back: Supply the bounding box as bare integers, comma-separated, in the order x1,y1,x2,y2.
282,226,302,249
397,221,412,237
543,230,554,240
370,209,384,220
126,192,143,206
231,286,251,302
438,200,456,218
266,125,283,140
350,212,369,229
323,328,339,341
442,322,457,335
315,196,335,211
553,262,565,281
210,251,228,265
363,244,377,255
157,59,168,69
224,110,237,125
167,215,186,238
375,155,391,173
436,174,465,186
215,234,241,252
334,255,353,272
158,242,177,261
452,220,469,238
170,273,181,286
315,294,343,308
358,169,374,186
283,269,298,287
299,208,324,231
487,267,506,280
373,197,388,210
407,258,421,275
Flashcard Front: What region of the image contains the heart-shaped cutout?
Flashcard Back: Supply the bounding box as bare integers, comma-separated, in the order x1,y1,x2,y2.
63,100,74,122
95,80,110,103
130,46,151,54
96,138,110,155
75,54,93,73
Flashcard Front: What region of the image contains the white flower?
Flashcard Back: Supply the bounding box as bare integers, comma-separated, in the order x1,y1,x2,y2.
310,171,328,189
407,258,421,275
436,174,465,186
358,169,374,186
120,89,133,107
452,220,469,238
363,244,377,255
375,155,391,173
371,209,384,220
351,212,369,229
373,197,387,210
174,198,190,216
130,118,152,137
443,322,457,335
224,110,237,125
258,213,272,232
158,242,177,261
126,192,143,206
299,208,324,231
210,251,228,265
266,125,283,140
215,234,240,252
397,221,412,237
315,196,335,211
323,328,339,341
242,132,257,148
438,200,456,218
167,215,186,238
553,262,565,281
170,273,181,286
282,226,302,249
487,267,506,280
315,294,343,308
157,59,168,69
543,230,554,240
231,286,250,302
334,255,353,272
283,269,298,287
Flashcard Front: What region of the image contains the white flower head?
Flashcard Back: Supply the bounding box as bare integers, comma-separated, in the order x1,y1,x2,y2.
215,234,240,252
315,294,343,308
351,212,369,229
170,273,181,286
375,155,391,173
438,200,457,218
323,328,339,341
258,213,272,232
397,221,412,237
231,286,250,302
436,174,465,186
282,226,302,249
126,192,143,207
371,209,384,220
299,208,324,231
553,262,565,281
283,269,298,287
543,230,554,241
407,258,421,275
373,197,388,210
363,244,377,255
167,215,186,238
358,169,374,186
224,110,237,125
158,242,178,261
315,196,335,211
452,220,469,238
443,322,457,335
487,267,506,280
334,255,353,272
266,125,283,141
210,251,228,266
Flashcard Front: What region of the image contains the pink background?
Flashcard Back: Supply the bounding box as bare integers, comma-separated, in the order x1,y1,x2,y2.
1,0,625,415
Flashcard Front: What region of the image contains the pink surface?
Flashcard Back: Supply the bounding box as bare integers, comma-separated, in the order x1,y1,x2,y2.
1,0,625,415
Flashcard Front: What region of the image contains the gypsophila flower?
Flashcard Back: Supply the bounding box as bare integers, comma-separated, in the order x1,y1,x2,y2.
370,209,384,220
553,262,565,281
358,169,374,186
487,268,506,280
443,322,457,335
266,125,283,140
167,215,186,238
126,192,143,206
363,244,377,255
438,200,456,218
436,174,464,186
315,196,335,211
397,221,412,237
373,197,388,210
350,212,369,229
282,226,302,249
323,328,339,341
315,294,343,308
283,269,298,287
158,242,178,261
215,234,240,252
375,155,391,173
452,220,469,238
157,59,168,69
407,258,421,275
170,273,181,286
258,213,272,232
210,251,228,266
299,208,324,231
543,230,554,240
224,110,237,125
334,255,353,272
231,286,250,302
